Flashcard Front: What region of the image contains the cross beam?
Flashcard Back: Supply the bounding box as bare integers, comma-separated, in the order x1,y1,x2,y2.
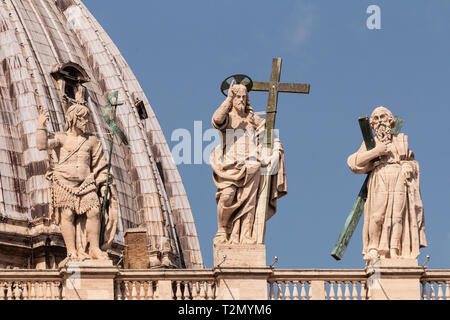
244,58,310,147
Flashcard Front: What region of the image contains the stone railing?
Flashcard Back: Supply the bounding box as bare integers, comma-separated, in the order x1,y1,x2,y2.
0,270,64,300
268,269,368,300
1,267,449,300
420,270,450,300
114,269,217,300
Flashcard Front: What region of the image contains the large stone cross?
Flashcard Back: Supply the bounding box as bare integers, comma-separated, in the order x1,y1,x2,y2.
254,57,310,243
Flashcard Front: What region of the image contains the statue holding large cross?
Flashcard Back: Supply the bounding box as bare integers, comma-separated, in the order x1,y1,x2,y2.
345,106,427,263
210,58,309,246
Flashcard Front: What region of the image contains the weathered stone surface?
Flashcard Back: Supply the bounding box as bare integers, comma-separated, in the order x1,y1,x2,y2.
213,244,266,268
0,0,202,269
210,82,286,246
348,106,427,263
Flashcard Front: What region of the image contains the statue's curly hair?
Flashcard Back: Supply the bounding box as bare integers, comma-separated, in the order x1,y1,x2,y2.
370,106,395,129
64,103,90,132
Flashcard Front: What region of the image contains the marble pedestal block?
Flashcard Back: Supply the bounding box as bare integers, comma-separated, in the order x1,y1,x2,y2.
213,244,266,268
365,259,423,300
213,244,270,300
61,260,118,300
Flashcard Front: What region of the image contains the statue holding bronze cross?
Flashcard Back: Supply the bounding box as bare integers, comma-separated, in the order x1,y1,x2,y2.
347,106,427,263
210,58,310,249
36,102,119,263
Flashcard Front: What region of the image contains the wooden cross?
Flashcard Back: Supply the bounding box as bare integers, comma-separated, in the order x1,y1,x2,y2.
253,57,310,243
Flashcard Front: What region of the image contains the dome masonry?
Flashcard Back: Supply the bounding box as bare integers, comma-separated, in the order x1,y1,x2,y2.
0,0,202,269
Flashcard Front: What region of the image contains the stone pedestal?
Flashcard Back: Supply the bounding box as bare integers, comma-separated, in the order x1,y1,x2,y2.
214,267,272,300
213,244,266,268
365,258,423,300
213,244,269,300
61,260,118,300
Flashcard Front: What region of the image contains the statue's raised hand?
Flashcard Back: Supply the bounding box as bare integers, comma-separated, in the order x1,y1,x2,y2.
227,79,236,100
37,105,49,129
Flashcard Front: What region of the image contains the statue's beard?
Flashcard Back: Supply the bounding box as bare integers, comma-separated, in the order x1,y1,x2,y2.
234,102,246,113
374,122,392,143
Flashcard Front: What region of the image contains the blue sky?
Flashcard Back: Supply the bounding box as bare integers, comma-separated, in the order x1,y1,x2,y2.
84,0,450,269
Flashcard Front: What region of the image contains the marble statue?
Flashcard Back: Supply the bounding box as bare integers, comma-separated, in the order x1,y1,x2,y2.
347,106,426,262
210,81,287,245
37,104,118,262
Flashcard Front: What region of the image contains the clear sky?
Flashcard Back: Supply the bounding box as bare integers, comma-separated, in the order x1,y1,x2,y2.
83,0,450,269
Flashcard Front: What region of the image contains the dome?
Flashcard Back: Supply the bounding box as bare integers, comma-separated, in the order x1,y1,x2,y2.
0,0,202,268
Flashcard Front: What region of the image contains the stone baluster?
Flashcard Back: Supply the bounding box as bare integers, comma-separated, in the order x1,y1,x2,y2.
268,281,275,300
13,282,20,300
131,281,138,300
38,282,44,300
139,282,146,300
124,281,130,300
208,281,216,300
344,281,350,300
446,281,450,300
336,281,343,300
22,282,29,300
53,281,60,300
275,281,281,300
302,281,308,300
361,281,367,300
29,282,36,300
205,281,212,300
46,282,52,300
199,281,207,300
192,282,199,300
430,282,436,300
0,282,5,299
154,281,159,300
61,281,66,300
182,281,190,300
292,281,299,300
147,281,154,300
115,280,122,300
175,281,182,300
6,282,13,300
420,281,426,300
284,281,291,300
328,281,335,300
437,282,444,300
351,281,358,300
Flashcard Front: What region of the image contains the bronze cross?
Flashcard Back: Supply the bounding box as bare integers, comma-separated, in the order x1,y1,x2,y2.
254,58,310,148
254,57,310,243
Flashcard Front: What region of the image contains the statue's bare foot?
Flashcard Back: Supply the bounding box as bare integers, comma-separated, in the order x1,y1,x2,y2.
89,247,109,260
213,232,228,245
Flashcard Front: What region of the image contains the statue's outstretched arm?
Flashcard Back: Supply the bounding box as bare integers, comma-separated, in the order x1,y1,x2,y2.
36,106,59,150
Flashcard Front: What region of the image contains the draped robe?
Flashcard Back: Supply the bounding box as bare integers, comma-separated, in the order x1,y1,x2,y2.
347,133,426,259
